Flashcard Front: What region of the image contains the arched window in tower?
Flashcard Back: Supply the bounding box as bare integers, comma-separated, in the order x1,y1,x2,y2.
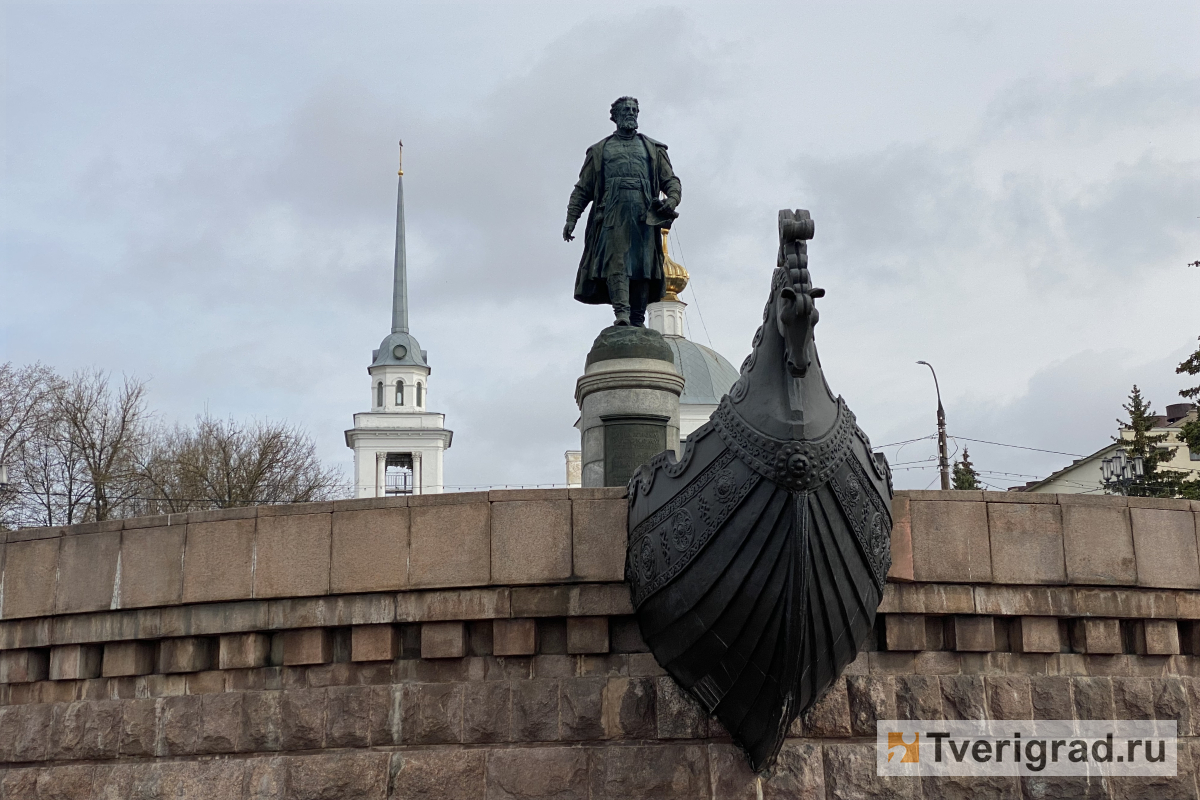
375,381,383,408
395,380,404,406
417,382,424,407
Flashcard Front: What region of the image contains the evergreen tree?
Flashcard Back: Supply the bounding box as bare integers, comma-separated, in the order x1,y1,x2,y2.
952,448,981,490
1175,337,1200,500
1177,336,1200,454
1116,385,1193,498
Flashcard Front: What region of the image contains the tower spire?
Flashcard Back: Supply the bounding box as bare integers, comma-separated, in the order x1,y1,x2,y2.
391,140,409,334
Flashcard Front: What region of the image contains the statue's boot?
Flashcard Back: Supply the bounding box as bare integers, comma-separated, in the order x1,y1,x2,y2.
629,281,649,328
608,274,633,327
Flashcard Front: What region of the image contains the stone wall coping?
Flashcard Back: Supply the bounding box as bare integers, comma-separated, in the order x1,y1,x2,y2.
890,490,1200,591
5,487,628,540
13,488,1169,541
0,490,634,623
3,489,1196,629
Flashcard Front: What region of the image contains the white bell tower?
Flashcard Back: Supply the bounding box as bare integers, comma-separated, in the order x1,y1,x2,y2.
345,143,452,496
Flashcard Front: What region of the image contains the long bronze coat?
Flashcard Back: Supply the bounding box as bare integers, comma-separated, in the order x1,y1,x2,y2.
566,133,682,306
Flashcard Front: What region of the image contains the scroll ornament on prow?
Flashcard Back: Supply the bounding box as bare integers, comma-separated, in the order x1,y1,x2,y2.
775,210,824,378
624,208,893,774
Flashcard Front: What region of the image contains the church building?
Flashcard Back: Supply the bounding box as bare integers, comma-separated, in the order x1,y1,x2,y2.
345,145,452,496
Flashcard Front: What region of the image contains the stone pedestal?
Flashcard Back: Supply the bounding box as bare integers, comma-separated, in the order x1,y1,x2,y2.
576,327,683,488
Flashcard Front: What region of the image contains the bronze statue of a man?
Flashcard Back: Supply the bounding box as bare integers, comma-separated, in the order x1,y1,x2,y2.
563,97,682,327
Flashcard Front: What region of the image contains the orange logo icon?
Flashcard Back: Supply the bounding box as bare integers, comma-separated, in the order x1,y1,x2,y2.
887,732,919,763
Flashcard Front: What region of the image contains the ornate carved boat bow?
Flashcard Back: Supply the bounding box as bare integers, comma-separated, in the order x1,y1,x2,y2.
626,209,894,772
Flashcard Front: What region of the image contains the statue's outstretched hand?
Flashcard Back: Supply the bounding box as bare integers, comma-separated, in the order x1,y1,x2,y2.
563,222,576,242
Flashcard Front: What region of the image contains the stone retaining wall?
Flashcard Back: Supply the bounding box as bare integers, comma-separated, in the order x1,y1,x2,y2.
0,490,1198,798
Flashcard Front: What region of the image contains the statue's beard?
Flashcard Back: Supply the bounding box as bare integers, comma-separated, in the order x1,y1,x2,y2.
616,116,638,133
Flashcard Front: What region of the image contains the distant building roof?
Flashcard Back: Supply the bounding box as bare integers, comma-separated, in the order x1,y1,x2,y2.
1016,403,1198,493
1013,442,1120,494
663,336,740,405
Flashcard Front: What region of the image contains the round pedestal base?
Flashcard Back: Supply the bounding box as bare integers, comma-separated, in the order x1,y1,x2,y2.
576,327,683,488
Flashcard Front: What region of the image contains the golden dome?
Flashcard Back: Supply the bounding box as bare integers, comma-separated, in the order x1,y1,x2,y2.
661,229,689,302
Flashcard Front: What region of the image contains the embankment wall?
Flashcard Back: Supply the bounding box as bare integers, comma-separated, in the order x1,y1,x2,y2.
0,489,1198,798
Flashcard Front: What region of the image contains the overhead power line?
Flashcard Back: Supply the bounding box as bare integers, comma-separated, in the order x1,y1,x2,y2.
872,435,937,449
951,436,1085,459
874,432,1085,460
669,228,715,350
977,469,1044,480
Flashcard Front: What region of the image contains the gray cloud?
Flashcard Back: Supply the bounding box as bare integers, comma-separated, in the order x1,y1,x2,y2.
3,2,1198,493
982,74,1200,145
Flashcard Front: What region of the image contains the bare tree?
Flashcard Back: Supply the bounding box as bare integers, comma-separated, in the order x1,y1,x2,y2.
3,363,345,528
54,370,151,521
0,363,62,527
0,363,59,465
139,413,344,510
15,423,92,526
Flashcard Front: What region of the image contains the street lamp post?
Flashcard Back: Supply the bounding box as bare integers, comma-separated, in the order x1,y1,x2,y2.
917,361,951,490
1100,447,1144,496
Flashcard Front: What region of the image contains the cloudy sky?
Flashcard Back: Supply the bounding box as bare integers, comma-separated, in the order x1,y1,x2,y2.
3,1,1198,492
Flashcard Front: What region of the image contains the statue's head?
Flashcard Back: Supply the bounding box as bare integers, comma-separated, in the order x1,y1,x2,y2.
610,96,639,132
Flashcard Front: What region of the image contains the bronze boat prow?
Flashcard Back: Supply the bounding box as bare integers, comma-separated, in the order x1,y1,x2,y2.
625,209,894,772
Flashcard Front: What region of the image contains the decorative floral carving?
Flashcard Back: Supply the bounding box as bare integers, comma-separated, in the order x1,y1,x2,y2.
870,512,889,566
715,469,737,503
845,475,862,506
627,449,760,606
639,538,656,581
671,509,695,551
828,456,893,588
